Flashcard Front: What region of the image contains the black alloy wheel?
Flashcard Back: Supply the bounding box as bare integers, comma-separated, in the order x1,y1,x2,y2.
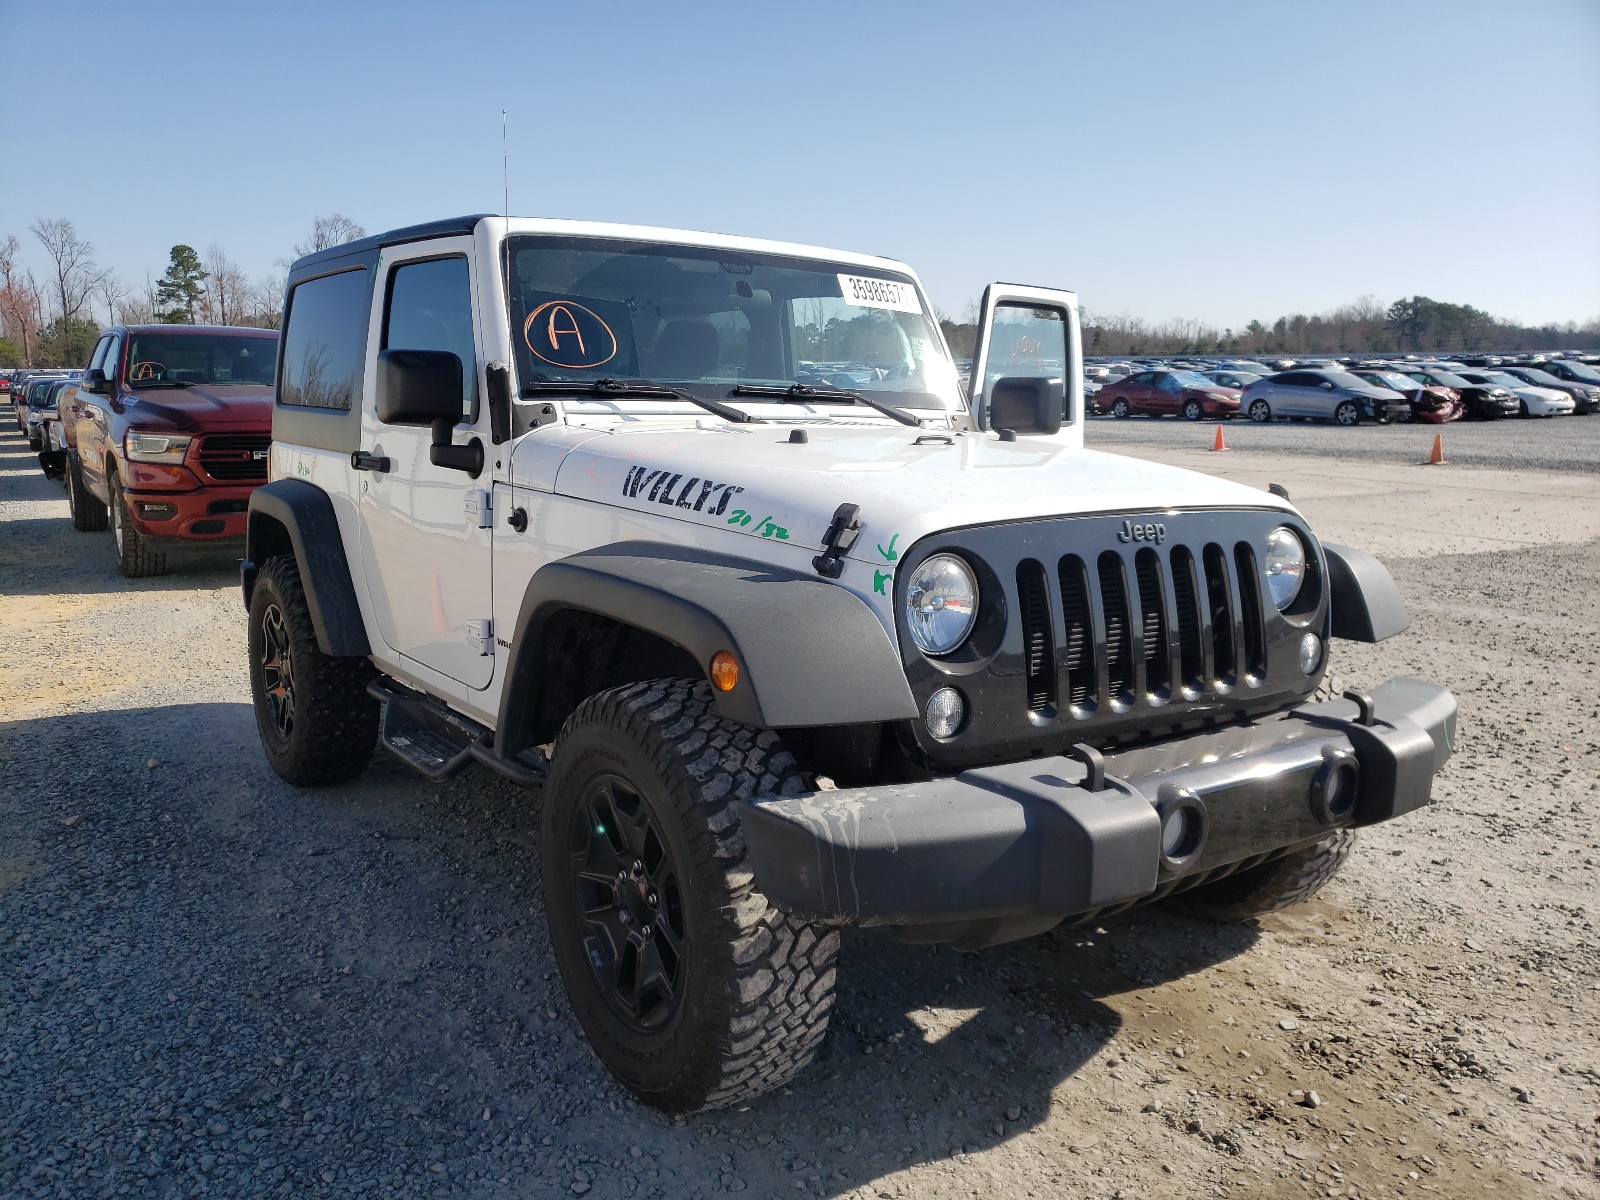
569,774,686,1033
258,602,296,742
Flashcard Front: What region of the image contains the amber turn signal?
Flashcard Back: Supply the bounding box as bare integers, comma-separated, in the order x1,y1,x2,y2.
709,651,740,692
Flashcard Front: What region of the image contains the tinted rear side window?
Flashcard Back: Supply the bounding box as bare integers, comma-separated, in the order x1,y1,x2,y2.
280,269,371,410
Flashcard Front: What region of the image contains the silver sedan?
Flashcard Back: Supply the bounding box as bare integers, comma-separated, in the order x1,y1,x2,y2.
1240,369,1410,425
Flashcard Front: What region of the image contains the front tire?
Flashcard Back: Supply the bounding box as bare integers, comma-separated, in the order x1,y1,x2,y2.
109,475,167,577
1334,401,1360,426
247,556,378,785
1182,399,1203,420
541,680,839,1114
1248,399,1272,423
1165,830,1356,921
1111,398,1131,419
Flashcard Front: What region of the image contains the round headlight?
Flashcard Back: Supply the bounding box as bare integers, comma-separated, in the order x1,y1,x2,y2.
904,554,979,656
1263,526,1305,610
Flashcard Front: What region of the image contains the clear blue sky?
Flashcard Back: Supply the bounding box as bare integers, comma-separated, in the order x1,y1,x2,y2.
3,0,1596,330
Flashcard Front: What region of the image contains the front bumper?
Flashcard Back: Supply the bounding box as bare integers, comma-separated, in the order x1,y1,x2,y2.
741,677,1454,942
127,484,255,541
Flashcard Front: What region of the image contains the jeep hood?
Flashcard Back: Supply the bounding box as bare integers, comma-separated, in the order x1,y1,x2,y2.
538,424,1295,559
121,384,273,431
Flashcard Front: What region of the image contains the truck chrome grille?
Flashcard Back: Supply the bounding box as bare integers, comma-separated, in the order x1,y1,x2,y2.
196,434,270,482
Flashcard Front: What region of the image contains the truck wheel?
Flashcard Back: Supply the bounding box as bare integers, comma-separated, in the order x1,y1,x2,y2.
247,556,378,785
109,476,166,577
66,454,108,532
541,679,839,1114
1166,830,1355,922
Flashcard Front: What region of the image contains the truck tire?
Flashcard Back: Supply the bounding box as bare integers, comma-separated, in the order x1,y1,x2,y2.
247,556,378,786
109,475,167,577
541,679,839,1114
66,453,108,532
1165,829,1356,922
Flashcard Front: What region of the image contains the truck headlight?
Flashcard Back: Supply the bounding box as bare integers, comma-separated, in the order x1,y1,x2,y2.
125,431,193,463
1263,526,1305,610
905,554,978,656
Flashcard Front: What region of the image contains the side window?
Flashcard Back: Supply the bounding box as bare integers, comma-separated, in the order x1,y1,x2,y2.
280,269,370,410
86,336,110,374
383,257,475,419
103,335,123,381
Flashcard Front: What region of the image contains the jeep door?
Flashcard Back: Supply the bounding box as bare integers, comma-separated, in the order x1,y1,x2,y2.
357,239,495,690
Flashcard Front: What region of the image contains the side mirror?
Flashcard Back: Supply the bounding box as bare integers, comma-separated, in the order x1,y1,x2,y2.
989,376,1065,436
85,368,109,394
1320,381,1334,389
375,348,482,477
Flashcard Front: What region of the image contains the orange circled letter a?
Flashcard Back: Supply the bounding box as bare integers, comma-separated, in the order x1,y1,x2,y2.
546,305,586,355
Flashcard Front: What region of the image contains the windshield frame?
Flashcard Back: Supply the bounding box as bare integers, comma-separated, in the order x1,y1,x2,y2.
501,233,962,419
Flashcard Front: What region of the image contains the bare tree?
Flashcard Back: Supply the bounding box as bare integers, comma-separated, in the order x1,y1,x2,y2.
202,243,250,325
291,213,366,260
0,235,44,364
247,269,287,328
30,217,105,324
95,272,129,327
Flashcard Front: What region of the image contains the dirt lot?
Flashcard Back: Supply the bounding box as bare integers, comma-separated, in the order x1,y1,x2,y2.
2,418,1598,1200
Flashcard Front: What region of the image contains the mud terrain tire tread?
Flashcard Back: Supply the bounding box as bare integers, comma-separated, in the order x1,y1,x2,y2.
247,555,378,786
109,475,166,577
1167,829,1357,922
67,452,108,532
542,679,839,1114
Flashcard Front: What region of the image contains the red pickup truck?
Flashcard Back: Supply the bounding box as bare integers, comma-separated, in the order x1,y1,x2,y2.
68,324,279,577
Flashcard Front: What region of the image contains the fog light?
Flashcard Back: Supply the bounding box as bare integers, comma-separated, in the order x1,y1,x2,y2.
924,687,965,740
1155,788,1207,871
1298,632,1321,675
1310,751,1360,824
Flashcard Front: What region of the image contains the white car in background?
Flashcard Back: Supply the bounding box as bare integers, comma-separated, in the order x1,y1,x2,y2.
1455,369,1574,417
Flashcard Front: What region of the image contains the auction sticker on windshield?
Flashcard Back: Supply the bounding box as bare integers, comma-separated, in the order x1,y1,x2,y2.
838,274,922,314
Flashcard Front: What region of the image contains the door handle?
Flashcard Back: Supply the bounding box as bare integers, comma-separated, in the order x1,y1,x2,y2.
351,450,391,472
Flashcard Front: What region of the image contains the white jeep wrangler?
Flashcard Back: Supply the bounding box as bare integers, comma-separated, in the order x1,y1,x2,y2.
243,215,1456,1114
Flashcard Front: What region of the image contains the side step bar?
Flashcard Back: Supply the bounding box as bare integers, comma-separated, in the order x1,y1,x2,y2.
368,678,547,789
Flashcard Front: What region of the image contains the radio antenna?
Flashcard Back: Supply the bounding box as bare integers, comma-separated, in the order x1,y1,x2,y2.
501,109,509,220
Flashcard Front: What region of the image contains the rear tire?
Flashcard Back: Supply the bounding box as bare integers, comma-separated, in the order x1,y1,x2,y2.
66,452,109,532
541,679,839,1114
247,556,379,785
1165,830,1356,922
109,475,166,577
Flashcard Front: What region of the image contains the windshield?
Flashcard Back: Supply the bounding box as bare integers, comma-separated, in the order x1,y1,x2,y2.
1480,371,1524,388
1169,370,1218,388
1363,371,1416,391
1427,371,1471,388
1513,367,1561,386
124,333,278,387
1560,360,1600,382
1322,371,1374,390
505,235,960,413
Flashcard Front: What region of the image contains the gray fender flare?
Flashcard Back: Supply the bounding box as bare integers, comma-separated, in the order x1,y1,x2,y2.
1323,542,1409,642
495,542,918,756
243,480,370,657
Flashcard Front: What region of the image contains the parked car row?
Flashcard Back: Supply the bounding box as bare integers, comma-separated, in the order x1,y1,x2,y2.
7,327,278,577
1085,353,1600,425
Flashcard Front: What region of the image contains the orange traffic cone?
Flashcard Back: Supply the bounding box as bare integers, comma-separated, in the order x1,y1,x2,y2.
1424,433,1445,465
1210,425,1229,452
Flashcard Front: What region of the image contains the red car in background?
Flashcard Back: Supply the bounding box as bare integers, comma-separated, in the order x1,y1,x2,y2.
68,324,278,578
1352,368,1463,424
1097,368,1241,420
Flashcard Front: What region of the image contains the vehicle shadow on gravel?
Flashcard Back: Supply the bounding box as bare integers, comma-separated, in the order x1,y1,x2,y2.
1,700,1258,1199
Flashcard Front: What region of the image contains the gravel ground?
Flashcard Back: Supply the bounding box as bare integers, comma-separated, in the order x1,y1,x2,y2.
1085,412,1600,473
2,420,1597,1200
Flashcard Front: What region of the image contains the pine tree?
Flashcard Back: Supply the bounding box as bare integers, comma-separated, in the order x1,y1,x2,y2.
156,245,207,324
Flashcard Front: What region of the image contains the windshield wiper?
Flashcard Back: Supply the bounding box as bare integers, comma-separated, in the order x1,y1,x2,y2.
730,382,922,427
521,377,763,424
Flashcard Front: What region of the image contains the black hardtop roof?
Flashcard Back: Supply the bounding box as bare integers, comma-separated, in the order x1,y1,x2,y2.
288,214,492,275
